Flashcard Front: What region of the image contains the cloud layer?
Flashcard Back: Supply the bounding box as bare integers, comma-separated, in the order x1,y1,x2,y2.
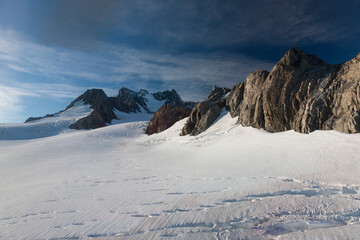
0,0,359,122
0,28,273,122
4,0,357,57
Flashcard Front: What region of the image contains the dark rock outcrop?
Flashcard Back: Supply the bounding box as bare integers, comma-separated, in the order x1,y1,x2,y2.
110,88,185,114
181,102,222,136
69,111,108,130
225,47,360,134
153,89,183,106
146,103,192,135
181,86,230,136
69,89,115,130
205,86,231,108
110,87,145,113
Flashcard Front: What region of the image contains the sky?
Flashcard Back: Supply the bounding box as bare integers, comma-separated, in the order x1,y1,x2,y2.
0,0,359,123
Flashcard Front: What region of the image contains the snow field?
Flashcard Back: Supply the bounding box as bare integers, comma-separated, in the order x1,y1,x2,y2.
1,112,360,239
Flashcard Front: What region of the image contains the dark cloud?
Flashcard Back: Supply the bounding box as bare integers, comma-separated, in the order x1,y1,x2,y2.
37,0,122,50
111,0,360,54
1,0,359,62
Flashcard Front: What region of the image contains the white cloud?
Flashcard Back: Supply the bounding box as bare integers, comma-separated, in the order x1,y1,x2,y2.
0,27,274,122
0,27,274,92
0,84,38,123
0,82,87,123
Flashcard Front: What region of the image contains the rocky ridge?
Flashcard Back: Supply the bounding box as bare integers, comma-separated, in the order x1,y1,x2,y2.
181,47,360,135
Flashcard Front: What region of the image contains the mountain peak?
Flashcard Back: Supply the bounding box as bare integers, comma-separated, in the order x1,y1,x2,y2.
152,89,182,105
66,88,107,110
279,46,324,67
287,46,303,54
356,52,360,61
138,89,149,96
80,89,107,101
205,86,230,104
282,46,307,63
118,87,136,97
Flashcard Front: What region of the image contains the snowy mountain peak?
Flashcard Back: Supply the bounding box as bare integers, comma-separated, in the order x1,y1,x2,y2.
24,87,187,131
66,88,108,110
152,89,182,105
113,88,184,114
138,89,149,96
117,87,137,98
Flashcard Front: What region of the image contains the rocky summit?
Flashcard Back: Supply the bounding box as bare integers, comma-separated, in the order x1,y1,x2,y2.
68,89,115,129
181,47,360,136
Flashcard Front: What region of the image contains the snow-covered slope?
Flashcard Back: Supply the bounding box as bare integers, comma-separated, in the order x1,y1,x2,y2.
142,93,167,113
1,113,360,239
0,101,92,140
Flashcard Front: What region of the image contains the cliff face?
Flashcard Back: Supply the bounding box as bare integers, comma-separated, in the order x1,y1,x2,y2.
227,69,269,129
146,103,192,135
182,47,360,136
294,54,360,133
227,47,360,134
181,86,230,136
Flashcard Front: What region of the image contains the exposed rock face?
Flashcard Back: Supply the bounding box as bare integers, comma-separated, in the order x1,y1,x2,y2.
181,47,360,136
261,47,333,132
69,111,108,130
146,103,192,135
153,89,183,106
69,89,115,130
293,55,360,133
226,47,360,134
205,86,231,108
356,52,360,61
110,88,185,113
181,86,230,136
181,102,222,136
226,70,269,129
110,87,145,113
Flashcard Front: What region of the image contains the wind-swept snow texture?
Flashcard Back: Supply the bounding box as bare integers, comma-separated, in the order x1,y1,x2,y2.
1,112,360,239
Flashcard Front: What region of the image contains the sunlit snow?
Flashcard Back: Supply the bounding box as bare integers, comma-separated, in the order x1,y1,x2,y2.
1,111,360,239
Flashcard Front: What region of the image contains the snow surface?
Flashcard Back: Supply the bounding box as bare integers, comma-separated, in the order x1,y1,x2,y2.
2,111,360,239
144,94,166,113
0,101,92,140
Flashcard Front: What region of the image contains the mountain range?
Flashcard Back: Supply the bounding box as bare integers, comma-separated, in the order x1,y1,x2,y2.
25,87,193,130
24,46,360,136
